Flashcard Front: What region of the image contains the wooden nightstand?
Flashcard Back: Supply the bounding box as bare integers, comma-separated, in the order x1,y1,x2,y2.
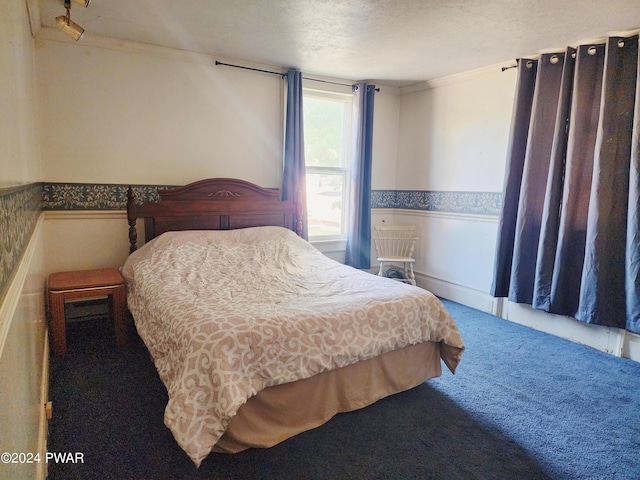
48,268,127,357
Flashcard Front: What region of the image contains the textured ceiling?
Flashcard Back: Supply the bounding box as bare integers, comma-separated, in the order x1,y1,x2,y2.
38,0,640,87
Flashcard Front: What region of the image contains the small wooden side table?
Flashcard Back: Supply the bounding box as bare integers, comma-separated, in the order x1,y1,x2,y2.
48,268,127,357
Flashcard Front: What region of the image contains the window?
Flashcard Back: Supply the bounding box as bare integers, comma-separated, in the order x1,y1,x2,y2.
303,88,353,239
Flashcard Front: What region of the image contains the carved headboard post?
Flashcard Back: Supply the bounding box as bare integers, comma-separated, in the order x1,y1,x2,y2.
295,188,304,237
127,186,138,253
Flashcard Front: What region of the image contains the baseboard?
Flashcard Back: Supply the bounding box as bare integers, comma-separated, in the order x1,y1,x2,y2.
626,332,640,362
416,272,498,314
503,302,640,362
416,272,640,363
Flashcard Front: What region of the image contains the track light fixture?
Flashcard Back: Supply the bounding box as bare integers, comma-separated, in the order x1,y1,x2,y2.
56,0,88,42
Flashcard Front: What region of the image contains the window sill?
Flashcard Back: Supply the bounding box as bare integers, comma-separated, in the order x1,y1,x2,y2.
310,238,347,262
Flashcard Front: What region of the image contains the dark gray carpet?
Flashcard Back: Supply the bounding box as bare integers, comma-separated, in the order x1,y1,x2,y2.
47,299,640,479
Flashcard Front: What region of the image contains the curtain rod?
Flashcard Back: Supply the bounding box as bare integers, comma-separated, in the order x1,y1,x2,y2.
306,77,380,91
215,61,380,91
214,61,282,76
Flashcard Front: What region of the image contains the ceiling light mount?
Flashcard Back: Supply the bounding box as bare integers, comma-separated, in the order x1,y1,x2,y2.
56,0,88,42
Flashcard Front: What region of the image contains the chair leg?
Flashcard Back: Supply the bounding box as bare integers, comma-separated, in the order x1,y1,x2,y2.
404,262,416,286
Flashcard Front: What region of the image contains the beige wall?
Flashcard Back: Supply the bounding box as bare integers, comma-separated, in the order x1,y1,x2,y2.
36,37,285,187
1,0,41,186
397,68,515,191
392,67,516,295
32,32,403,191
35,33,400,192
371,86,401,190
0,1,47,480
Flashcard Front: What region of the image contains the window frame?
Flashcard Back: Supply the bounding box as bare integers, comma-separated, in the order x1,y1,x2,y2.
302,86,354,241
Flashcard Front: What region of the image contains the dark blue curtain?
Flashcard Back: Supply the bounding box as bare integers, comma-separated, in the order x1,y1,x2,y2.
345,83,376,269
491,35,640,334
282,69,308,239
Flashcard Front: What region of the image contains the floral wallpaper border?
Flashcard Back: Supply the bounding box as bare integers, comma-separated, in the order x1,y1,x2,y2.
0,183,501,298
42,183,174,210
42,183,502,216
372,190,502,215
0,183,43,298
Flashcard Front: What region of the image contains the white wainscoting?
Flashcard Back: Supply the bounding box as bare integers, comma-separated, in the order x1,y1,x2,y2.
0,214,48,480
43,211,133,276
373,208,640,363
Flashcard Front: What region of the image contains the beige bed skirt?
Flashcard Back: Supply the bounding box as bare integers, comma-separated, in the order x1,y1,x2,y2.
214,341,442,453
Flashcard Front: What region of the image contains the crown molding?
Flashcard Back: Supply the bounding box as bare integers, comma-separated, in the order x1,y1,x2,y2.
25,0,41,37
36,26,285,74
399,59,516,95
400,28,640,95
36,27,407,92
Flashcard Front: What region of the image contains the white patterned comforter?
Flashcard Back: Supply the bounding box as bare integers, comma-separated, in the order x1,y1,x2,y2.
121,226,464,466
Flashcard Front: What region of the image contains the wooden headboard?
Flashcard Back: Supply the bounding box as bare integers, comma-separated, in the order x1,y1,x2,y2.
126,178,300,253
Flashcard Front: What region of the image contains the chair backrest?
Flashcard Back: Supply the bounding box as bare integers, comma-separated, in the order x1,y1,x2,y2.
373,225,418,259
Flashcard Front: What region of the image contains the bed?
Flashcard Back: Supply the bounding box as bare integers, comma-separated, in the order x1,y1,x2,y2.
122,178,465,467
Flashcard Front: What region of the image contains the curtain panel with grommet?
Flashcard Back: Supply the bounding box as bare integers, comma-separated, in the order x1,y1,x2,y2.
345,83,376,270
491,34,640,334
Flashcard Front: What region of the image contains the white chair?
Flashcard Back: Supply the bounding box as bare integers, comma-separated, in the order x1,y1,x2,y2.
373,225,418,286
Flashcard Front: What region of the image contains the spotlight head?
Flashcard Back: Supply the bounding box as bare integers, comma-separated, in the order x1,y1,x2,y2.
56,15,85,41
72,0,91,6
